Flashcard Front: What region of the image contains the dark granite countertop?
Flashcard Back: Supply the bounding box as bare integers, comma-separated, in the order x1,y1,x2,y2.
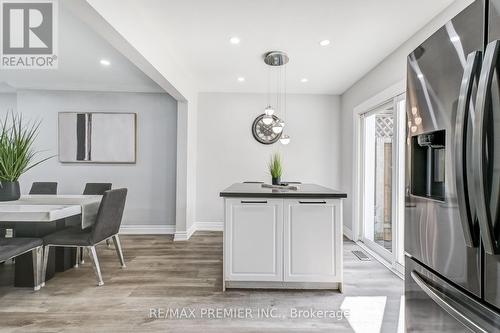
220,183,347,198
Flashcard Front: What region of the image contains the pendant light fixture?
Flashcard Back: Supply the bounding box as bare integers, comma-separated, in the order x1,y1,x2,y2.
264,106,275,116
279,55,290,145
263,51,291,144
280,134,290,145
272,122,284,134
262,115,273,125
264,61,275,118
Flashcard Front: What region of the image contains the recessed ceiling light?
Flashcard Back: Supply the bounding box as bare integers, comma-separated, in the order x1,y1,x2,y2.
301,78,309,83
230,37,240,45
237,77,245,82
100,59,111,66
319,39,330,46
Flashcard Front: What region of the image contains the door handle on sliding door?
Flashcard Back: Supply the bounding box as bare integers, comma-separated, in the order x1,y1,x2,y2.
473,40,499,255
455,51,481,248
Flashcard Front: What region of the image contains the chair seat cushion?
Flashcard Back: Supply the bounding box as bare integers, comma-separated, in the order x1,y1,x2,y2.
0,238,42,262
43,227,93,246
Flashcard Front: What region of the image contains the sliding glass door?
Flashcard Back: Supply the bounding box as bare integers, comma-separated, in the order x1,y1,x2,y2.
360,94,405,269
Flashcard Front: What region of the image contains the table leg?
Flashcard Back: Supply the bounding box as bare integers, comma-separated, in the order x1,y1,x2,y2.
54,219,78,271
13,221,58,287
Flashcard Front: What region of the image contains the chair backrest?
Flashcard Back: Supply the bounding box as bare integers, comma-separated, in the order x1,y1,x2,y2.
90,188,127,243
83,183,112,195
29,182,57,195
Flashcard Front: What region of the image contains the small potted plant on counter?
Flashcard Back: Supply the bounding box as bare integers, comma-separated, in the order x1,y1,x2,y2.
0,112,54,201
268,152,283,185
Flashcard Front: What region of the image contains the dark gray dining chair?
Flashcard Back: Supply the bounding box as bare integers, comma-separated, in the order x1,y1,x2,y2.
0,238,43,290
83,183,112,195
29,182,58,195
42,188,128,286
82,183,113,250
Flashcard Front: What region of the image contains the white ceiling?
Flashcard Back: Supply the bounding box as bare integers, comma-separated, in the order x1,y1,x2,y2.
105,0,455,95
0,4,163,93
1,0,455,95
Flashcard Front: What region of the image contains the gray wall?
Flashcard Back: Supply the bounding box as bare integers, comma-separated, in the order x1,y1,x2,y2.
1,90,177,227
196,92,342,223
0,93,17,112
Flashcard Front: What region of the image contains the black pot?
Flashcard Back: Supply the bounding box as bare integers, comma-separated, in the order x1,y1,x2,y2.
0,181,20,201
272,177,281,185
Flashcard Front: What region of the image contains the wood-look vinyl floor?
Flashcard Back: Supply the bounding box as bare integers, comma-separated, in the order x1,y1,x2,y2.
0,232,403,333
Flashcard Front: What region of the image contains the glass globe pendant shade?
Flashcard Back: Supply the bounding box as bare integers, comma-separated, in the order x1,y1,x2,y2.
280,134,290,145
264,106,275,116
262,115,273,125
272,121,284,134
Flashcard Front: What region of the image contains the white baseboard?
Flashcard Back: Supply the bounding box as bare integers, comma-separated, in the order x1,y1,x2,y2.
187,223,197,239
174,222,223,241
119,222,223,239
343,226,353,240
174,223,196,241
119,224,175,235
195,221,224,231
173,231,188,241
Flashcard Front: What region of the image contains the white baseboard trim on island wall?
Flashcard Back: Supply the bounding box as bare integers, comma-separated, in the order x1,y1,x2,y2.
119,224,176,235
343,226,353,240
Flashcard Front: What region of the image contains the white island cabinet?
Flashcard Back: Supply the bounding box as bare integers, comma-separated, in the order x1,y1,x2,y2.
220,183,346,291
224,198,283,282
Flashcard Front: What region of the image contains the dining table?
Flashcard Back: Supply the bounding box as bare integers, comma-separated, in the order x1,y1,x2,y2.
0,195,102,287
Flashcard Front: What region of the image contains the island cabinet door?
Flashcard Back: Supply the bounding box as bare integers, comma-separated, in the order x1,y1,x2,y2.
283,199,342,282
224,198,283,281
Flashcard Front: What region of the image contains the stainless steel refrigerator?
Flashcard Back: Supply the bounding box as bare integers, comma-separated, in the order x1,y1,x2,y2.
406,0,500,331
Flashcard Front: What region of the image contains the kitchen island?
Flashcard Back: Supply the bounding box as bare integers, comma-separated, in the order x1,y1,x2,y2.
220,183,347,291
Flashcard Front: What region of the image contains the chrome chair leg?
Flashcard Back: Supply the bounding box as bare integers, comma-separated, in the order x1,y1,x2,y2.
112,235,126,268
41,246,50,287
74,247,80,268
80,247,85,264
87,246,104,286
32,247,42,291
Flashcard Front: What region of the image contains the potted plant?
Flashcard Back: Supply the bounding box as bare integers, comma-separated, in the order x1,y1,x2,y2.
268,152,283,185
0,112,53,201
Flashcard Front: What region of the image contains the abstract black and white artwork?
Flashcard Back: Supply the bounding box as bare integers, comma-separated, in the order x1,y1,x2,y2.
58,112,136,163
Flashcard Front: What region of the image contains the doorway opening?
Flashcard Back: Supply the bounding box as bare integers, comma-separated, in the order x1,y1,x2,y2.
357,93,405,272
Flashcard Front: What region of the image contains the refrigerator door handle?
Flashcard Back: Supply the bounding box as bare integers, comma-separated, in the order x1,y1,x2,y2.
473,40,500,255
411,271,487,333
455,51,481,248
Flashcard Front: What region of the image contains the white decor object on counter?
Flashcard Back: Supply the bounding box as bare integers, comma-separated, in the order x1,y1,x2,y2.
261,183,300,190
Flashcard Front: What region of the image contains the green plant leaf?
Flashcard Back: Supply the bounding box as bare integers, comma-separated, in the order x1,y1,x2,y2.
268,152,283,178
0,111,54,181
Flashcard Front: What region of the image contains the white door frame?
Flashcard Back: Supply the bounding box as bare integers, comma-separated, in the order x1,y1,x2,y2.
352,81,406,270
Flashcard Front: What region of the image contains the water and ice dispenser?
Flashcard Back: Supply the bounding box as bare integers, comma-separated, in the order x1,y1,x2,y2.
411,130,446,201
